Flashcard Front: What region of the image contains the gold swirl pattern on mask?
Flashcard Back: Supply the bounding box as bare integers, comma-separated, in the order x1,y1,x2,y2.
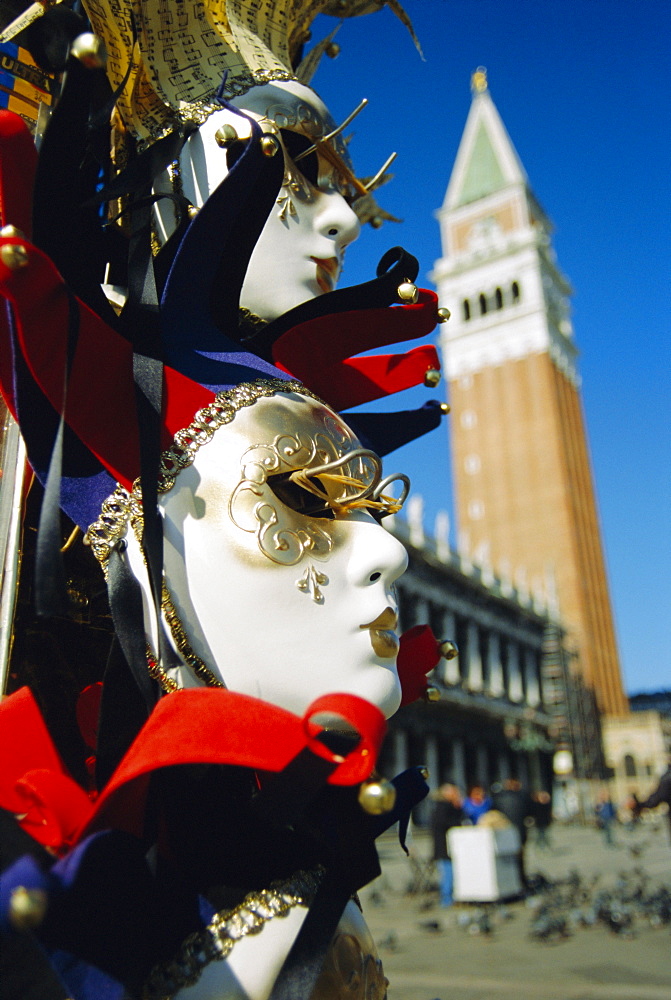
229,424,354,567
84,379,321,566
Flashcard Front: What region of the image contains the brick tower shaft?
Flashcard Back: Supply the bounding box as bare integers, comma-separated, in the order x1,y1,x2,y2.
433,70,627,716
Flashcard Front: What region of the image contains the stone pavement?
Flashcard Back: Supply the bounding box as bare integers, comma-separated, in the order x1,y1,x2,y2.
360,820,671,1000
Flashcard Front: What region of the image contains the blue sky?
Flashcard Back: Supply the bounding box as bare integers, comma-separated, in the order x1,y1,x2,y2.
311,0,670,695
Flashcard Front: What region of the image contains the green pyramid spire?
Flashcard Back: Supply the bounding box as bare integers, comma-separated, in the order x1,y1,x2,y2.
455,120,506,206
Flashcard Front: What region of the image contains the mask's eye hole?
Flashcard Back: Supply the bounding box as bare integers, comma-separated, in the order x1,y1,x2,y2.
280,130,319,187
268,471,335,519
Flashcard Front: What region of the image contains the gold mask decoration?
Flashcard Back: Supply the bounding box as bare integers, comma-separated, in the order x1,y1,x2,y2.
229,401,408,566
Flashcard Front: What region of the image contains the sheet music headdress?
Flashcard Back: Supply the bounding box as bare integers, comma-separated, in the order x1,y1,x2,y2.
82,0,419,147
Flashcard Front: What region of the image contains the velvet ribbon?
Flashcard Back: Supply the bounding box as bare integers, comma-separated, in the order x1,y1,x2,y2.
0,686,386,855
0,621,440,853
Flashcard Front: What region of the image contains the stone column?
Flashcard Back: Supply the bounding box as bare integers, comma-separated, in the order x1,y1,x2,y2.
487,631,504,696
407,494,424,548
528,750,542,791
524,647,541,706
451,737,466,790
507,639,523,702
425,735,439,793
439,609,460,685
391,729,408,776
466,621,483,691
414,597,431,630
518,754,530,787
476,743,489,787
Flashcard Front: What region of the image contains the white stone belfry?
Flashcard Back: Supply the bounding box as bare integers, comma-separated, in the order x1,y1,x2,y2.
431,68,577,386
431,68,628,716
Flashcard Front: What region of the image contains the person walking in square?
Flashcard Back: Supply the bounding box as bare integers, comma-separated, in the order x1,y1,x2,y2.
431,784,465,907
595,790,617,847
636,759,671,843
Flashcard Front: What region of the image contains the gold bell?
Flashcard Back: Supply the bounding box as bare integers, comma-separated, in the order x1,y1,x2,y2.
70,32,107,69
440,402,451,415
440,639,458,660
8,887,48,931
370,216,383,230
1,243,29,270
0,225,24,239
425,685,441,702
187,205,200,220
325,42,341,59
437,307,451,323
358,778,396,815
419,766,430,781
423,368,441,388
215,124,239,148
260,135,279,157
397,281,419,304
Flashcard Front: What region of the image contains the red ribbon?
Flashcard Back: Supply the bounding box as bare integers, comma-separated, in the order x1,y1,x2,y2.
0,686,386,853
396,624,443,706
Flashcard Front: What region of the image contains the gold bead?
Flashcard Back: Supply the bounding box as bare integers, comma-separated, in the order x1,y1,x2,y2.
358,778,396,815
440,402,451,414
0,225,24,239
397,281,419,304
1,243,29,269
187,205,199,220
440,640,458,660
215,124,239,147
70,32,107,69
424,368,441,388
260,135,279,157
437,307,451,323
425,685,441,702
9,887,48,931
419,766,430,781
326,42,341,59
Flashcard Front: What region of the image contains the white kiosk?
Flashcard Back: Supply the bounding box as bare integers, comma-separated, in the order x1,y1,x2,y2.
448,826,522,902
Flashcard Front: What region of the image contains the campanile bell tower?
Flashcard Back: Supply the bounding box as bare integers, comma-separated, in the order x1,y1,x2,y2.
433,70,627,716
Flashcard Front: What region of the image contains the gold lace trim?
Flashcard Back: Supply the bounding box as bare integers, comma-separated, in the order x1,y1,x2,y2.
84,379,321,565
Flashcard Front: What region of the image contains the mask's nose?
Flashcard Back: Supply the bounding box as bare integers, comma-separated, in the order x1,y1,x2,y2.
347,519,408,592
316,190,361,252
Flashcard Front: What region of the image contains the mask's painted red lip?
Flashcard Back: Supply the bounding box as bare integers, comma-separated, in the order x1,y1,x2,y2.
311,257,339,293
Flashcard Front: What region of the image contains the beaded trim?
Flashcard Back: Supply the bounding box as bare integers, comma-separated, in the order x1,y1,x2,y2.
144,587,224,694
135,69,298,151
84,379,322,565
142,868,324,1000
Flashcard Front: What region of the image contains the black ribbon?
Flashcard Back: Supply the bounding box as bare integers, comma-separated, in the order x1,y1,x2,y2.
34,291,80,617
268,766,429,1000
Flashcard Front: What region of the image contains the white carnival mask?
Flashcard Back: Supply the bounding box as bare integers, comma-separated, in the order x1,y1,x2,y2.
154,80,365,321
120,385,410,718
